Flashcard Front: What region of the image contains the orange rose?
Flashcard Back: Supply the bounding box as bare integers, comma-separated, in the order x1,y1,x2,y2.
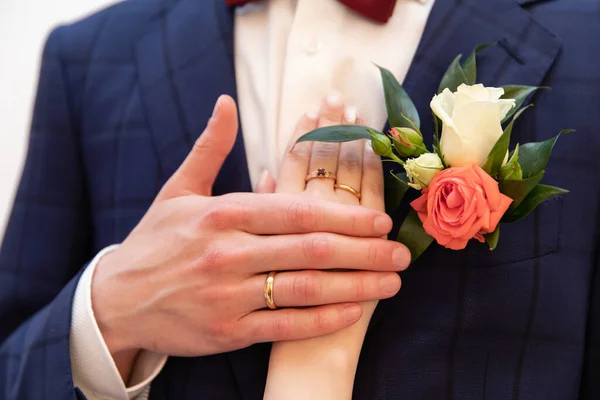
410,164,513,250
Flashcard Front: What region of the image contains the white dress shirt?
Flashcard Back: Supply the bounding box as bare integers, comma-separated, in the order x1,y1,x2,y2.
69,0,434,398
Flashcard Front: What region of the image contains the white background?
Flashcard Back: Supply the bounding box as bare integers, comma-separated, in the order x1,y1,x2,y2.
0,0,115,239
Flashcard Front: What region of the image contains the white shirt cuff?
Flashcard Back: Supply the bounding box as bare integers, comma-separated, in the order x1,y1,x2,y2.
70,245,168,400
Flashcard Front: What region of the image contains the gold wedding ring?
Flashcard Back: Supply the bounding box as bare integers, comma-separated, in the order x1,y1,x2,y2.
334,183,361,200
306,168,337,183
264,271,277,310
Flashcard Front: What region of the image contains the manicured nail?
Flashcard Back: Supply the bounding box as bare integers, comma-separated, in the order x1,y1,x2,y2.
374,215,392,235
258,169,270,189
306,107,320,120
393,246,411,269
344,106,357,123
343,304,362,325
326,91,343,107
379,273,401,295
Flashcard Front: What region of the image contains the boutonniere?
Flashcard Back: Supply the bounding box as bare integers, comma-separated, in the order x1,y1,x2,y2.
297,45,573,261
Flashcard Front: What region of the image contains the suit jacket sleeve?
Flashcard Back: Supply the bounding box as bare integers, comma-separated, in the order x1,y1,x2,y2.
0,26,92,400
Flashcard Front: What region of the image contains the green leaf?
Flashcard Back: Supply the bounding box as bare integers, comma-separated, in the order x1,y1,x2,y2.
499,144,522,181
501,184,568,223
499,161,523,181
499,170,545,208
396,210,434,262
462,43,495,85
385,172,409,214
518,129,574,178
501,85,549,123
296,125,373,143
377,65,420,129
438,54,469,94
482,106,532,175
484,225,500,251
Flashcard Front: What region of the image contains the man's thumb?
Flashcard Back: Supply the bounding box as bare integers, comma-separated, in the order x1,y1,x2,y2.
162,95,238,198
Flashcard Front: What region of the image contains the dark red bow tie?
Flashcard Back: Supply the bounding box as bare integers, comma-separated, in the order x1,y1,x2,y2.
226,0,398,24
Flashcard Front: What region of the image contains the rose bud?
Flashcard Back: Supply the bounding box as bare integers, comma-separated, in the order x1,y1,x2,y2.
389,127,426,157
404,153,444,190
369,130,394,158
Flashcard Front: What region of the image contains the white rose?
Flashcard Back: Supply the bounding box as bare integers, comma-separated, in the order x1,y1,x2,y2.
430,84,516,167
404,153,444,190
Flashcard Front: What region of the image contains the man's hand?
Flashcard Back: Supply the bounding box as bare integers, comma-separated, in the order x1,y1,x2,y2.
91,96,410,373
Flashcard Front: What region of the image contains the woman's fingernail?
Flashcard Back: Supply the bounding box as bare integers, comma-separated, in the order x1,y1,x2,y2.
365,140,375,153
344,106,357,123
258,169,270,189
327,91,343,107
343,304,362,325
306,107,320,120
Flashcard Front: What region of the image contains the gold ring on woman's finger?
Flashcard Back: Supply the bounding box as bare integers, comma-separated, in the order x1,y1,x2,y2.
334,183,361,200
305,168,337,183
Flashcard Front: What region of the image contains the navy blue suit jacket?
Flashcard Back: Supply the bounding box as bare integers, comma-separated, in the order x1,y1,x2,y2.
1,0,600,398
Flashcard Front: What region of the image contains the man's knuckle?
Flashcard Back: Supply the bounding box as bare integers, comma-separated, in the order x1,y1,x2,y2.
201,207,233,230
203,286,232,305
302,235,333,261
193,137,228,161
287,201,319,230
367,241,381,264
208,320,231,340
352,275,366,299
291,273,319,303
201,200,250,230
200,246,231,270
273,314,293,338
313,309,333,332
348,213,360,233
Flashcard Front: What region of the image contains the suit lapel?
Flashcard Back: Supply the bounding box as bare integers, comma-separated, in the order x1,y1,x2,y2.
399,0,562,148
134,0,251,195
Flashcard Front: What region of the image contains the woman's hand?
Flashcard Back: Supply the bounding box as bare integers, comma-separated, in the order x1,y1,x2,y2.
264,93,405,400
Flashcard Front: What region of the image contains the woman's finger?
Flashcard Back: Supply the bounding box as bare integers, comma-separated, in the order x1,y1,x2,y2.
360,141,386,212
255,170,277,194
276,112,318,193
305,93,345,193
241,270,400,311
335,109,364,205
